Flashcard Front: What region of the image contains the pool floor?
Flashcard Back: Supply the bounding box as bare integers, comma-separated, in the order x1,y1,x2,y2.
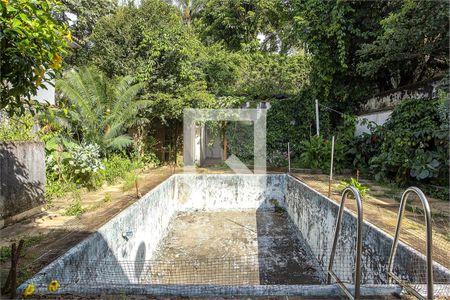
147,209,323,285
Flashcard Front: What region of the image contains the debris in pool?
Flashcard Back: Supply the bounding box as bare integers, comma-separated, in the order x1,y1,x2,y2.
122,230,134,240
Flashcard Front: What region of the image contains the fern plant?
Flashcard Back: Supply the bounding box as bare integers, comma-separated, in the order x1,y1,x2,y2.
57,67,150,154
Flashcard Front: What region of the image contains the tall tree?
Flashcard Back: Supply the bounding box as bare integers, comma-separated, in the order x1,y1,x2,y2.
197,0,279,51
357,0,449,88
58,0,118,67
291,0,393,110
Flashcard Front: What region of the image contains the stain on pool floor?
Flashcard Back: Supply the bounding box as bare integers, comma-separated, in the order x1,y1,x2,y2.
146,209,323,285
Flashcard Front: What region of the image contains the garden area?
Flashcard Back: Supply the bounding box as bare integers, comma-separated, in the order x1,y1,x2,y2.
0,0,449,298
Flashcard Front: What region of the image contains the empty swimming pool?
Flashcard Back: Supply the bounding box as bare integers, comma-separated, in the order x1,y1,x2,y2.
18,174,450,298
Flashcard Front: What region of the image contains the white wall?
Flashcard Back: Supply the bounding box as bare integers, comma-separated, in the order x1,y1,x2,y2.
32,78,55,105
355,110,392,136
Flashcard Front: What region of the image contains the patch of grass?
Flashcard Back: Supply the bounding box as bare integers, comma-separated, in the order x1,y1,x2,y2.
0,245,11,262
103,192,112,203
122,172,138,192
0,234,45,263
64,190,86,216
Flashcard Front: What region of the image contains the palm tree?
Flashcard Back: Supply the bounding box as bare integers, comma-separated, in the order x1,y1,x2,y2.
173,0,205,24
57,66,149,153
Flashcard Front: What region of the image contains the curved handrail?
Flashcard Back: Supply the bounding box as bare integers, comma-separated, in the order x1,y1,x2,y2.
387,187,433,300
327,186,363,300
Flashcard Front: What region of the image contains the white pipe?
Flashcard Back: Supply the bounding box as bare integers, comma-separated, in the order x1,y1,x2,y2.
315,99,320,136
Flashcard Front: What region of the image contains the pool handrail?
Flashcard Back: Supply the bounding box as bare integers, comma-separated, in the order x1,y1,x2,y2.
327,186,363,300
387,187,433,300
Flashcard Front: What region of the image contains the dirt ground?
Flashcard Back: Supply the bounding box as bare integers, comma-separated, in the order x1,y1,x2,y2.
291,173,450,270
0,166,174,294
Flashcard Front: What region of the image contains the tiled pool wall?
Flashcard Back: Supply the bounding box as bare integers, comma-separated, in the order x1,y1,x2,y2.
18,174,449,296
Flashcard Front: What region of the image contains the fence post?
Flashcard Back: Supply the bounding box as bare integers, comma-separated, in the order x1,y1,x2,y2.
328,136,335,198
315,99,320,136
287,142,291,173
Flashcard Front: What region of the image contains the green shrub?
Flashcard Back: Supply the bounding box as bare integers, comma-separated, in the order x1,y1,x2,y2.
122,172,138,192
65,143,104,187
103,192,112,203
339,177,370,201
45,177,77,205
297,135,346,173
368,97,448,184
102,155,140,185
0,113,35,141
64,191,86,216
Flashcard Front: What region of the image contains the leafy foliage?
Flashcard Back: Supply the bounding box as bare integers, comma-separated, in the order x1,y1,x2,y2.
367,96,449,184
197,0,278,51
88,0,215,121
58,0,118,67
358,0,449,85
339,177,370,201
66,143,104,185
0,112,35,141
0,0,69,115
57,67,148,153
297,135,346,173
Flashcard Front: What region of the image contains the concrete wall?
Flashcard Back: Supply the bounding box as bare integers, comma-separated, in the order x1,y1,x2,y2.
355,111,392,136
19,175,178,286
174,174,286,210
284,175,449,284
32,77,55,105
356,76,443,135
361,77,443,113
0,141,45,226
19,174,449,295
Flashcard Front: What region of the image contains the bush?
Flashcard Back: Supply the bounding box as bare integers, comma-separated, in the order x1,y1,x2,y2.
368,97,448,184
65,143,104,187
101,155,141,185
0,112,35,141
297,135,346,173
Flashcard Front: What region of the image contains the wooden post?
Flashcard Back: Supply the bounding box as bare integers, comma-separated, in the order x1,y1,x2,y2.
2,240,24,299
287,142,291,173
328,136,335,198
223,134,228,161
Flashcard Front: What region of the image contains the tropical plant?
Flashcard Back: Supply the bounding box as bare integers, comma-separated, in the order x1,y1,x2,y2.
172,0,205,24
57,67,149,153
66,143,104,184
339,177,370,201
0,0,69,115
297,135,346,173
368,97,448,184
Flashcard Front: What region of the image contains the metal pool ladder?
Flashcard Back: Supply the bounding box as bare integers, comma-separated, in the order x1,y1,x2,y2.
327,186,363,300
387,187,433,300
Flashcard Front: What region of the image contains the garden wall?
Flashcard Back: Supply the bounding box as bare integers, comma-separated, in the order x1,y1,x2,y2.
356,76,443,135
0,141,45,227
